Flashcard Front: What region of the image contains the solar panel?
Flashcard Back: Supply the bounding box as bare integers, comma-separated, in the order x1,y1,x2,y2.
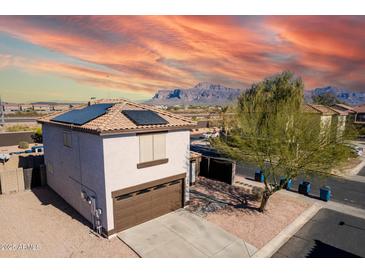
51,103,114,126
122,110,169,126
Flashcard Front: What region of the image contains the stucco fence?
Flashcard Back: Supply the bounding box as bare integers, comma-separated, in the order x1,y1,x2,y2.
0,131,35,146
0,155,46,194
0,166,46,194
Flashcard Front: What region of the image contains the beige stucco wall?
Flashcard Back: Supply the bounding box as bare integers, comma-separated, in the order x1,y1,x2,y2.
336,115,347,139
42,124,108,229
43,124,190,233
102,130,190,231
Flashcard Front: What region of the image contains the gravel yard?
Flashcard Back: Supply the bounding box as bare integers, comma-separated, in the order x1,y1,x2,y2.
188,177,313,249
0,187,137,258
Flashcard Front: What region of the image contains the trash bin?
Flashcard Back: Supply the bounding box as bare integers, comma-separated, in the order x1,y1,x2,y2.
320,186,331,202
281,178,293,190
298,181,311,195
254,170,264,183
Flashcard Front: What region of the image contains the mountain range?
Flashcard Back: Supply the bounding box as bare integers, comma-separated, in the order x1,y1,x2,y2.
146,82,242,106
309,86,365,106
147,83,365,106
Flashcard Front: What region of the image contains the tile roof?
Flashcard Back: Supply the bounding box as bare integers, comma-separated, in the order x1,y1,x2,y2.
38,98,196,135
327,106,348,116
302,104,338,115
353,104,365,113
334,103,354,111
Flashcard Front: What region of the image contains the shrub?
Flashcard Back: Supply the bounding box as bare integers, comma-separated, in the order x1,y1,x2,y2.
6,125,38,132
32,127,42,143
18,141,29,149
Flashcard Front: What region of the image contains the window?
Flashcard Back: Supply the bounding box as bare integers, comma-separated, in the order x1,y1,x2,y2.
63,131,72,148
356,113,365,122
139,133,166,163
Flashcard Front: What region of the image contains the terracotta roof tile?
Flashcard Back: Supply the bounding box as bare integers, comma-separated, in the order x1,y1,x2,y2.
38,98,196,134
353,104,365,113
303,104,337,115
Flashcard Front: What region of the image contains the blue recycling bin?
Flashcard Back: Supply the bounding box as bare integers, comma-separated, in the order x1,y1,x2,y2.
281,178,293,190
254,170,264,183
320,186,331,202
298,181,311,195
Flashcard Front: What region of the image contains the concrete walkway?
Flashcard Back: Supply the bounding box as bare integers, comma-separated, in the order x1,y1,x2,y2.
117,209,257,258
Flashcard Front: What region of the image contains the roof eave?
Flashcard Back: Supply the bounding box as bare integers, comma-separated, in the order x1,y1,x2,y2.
39,120,197,136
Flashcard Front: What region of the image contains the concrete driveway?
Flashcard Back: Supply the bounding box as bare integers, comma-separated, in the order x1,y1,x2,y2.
117,209,257,258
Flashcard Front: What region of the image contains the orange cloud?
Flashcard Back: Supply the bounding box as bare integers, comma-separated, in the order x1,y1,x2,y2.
0,15,364,96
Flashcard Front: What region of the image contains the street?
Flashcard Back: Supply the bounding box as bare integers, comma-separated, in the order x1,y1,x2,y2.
191,141,365,210
273,208,365,258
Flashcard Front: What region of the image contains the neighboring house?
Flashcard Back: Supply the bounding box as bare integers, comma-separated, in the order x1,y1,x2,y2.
302,104,348,139
331,103,356,122
32,104,51,112
2,103,20,113
19,104,33,111
352,104,365,125
38,99,196,236
52,104,71,111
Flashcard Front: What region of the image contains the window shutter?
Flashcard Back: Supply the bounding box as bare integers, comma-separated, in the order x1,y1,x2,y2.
139,134,153,162
153,133,166,160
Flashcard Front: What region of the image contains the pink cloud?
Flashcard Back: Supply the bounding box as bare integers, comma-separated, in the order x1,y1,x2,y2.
0,16,364,94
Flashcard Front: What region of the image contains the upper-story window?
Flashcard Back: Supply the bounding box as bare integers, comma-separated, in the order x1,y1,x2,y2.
63,131,72,148
139,133,166,163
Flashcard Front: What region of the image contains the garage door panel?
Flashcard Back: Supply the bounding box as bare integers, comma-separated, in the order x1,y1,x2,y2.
113,179,183,232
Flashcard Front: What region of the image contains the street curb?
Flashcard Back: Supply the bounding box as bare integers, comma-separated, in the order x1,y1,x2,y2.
332,157,365,177
324,201,365,220
252,202,322,258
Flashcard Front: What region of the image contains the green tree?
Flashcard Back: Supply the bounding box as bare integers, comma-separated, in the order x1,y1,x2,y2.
212,72,352,212
312,93,341,106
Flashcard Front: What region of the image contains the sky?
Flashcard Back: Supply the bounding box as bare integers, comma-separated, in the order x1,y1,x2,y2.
0,16,364,103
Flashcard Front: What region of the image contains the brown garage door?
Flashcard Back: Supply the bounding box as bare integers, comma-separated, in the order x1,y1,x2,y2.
113,175,185,232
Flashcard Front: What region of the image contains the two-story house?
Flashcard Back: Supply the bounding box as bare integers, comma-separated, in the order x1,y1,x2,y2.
38,99,196,236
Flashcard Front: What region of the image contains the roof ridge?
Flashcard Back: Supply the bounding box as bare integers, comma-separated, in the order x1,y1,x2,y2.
97,102,127,131
124,100,194,123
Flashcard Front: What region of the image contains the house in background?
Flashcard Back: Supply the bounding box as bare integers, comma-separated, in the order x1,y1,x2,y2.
38,99,196,236
2,103,20,114
352,104,365,125
19,104,33,112
302,104,348,138
32,103,51,112
52,104,71,111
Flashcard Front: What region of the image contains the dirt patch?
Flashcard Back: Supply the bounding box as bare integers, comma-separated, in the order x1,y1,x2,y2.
0,187,137,258
188,178,313,249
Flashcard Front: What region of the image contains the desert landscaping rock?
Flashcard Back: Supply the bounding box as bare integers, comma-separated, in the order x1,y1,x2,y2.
189,178,313,249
